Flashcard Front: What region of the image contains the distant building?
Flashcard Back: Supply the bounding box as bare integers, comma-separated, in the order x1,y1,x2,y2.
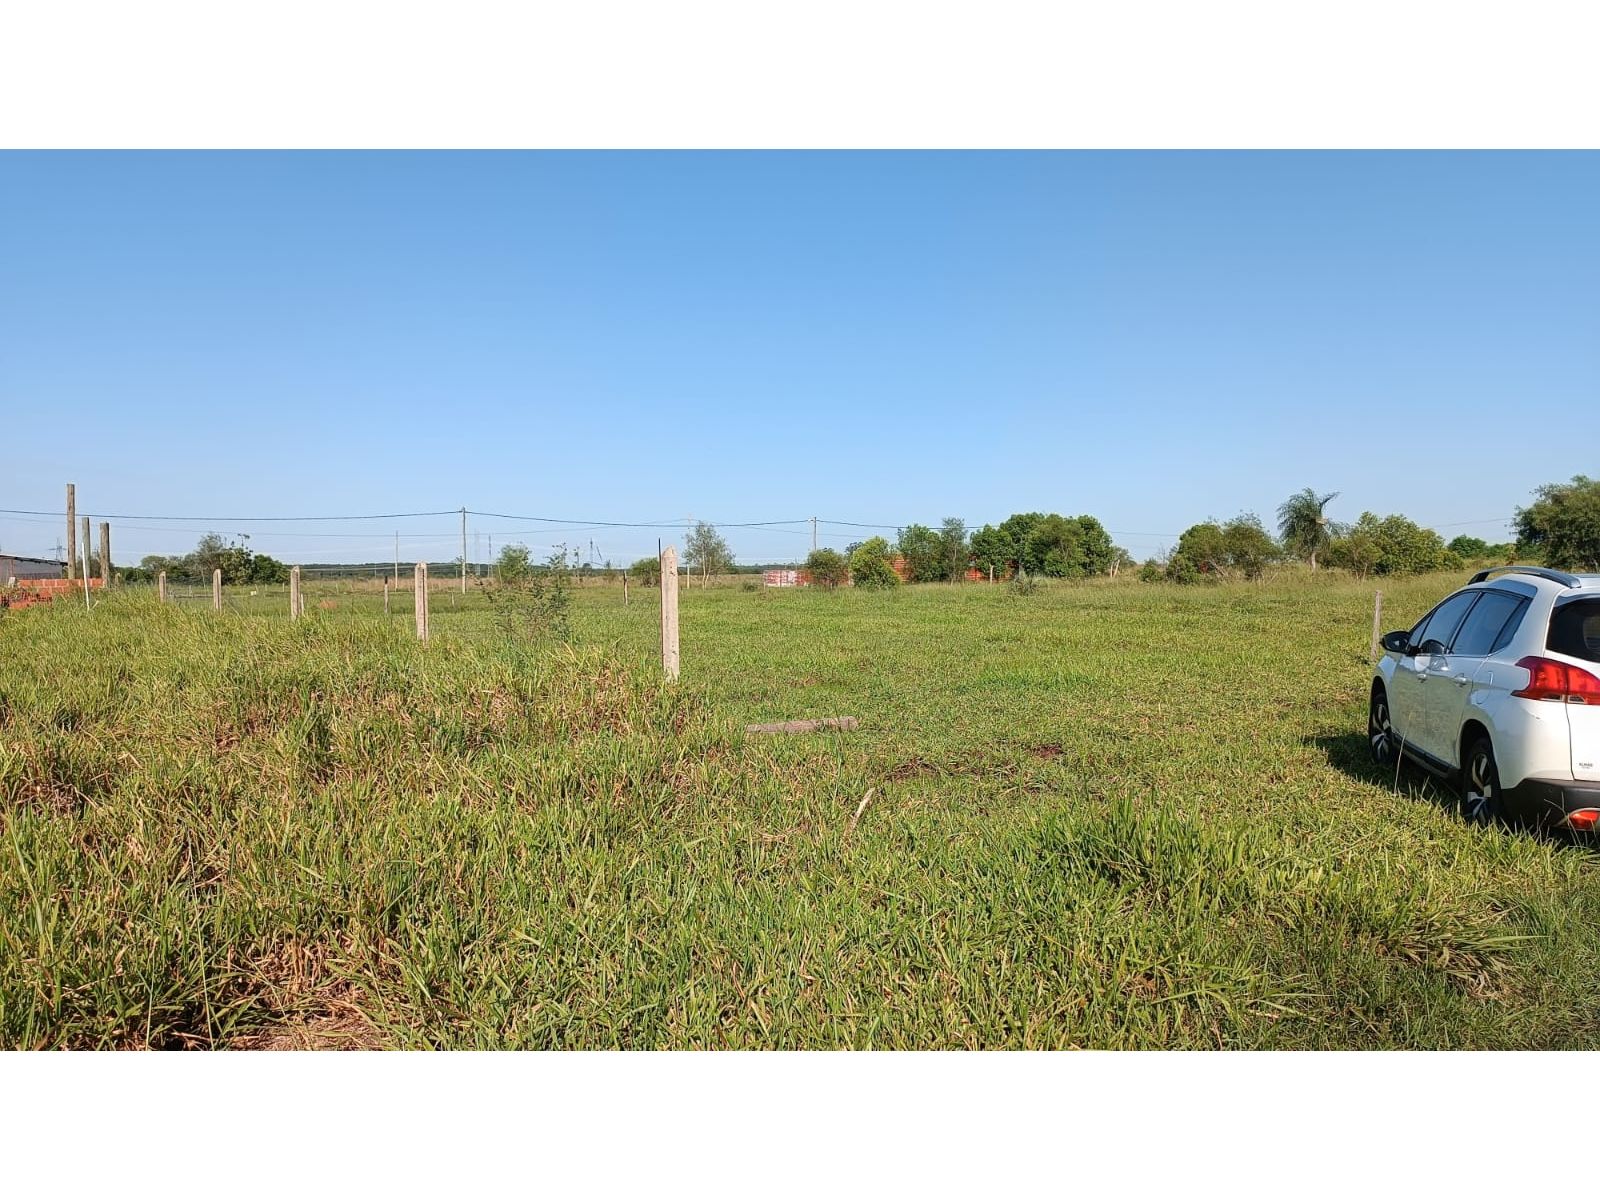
0,554,66,582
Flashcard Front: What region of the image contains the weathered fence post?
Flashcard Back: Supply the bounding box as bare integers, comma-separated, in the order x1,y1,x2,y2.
622,572,629,606
660,545,680,681
80,517,92,610
290,566,302,620
158,571,168,603
65,483,76,581
98,521,111,585
384,577,390,616
1370,590,1383,659
212,568,222,611
414,562,429,641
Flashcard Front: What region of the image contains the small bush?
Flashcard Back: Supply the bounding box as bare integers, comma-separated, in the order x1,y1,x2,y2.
848,538,900,590
806,548,849,589
629,557,661,588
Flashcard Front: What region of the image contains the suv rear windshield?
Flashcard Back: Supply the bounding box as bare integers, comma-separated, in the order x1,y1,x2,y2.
1548,598,1600,664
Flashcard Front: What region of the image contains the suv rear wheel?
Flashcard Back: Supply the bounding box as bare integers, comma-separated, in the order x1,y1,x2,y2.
1462,736,1504,825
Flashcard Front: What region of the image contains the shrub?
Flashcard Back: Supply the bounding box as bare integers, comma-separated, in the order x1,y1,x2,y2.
1328,512,1458,577
805,548,849,589
1168,514,1281,582
1008,565,1040,595
629,556,661,587
848,537,900,589
483,549,573,641
1164,552,1201,586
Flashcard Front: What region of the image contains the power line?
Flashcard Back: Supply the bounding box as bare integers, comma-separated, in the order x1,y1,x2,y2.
0,506,458,522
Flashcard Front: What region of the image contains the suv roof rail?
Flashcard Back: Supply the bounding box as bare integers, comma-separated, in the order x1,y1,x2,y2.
1468,565,1585,588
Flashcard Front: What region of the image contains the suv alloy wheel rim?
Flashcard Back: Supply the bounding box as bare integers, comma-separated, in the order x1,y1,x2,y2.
1464,747,1496,822
1369,693,1393,763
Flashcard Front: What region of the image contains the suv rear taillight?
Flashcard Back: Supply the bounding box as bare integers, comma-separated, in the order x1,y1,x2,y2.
1513,656,1600,704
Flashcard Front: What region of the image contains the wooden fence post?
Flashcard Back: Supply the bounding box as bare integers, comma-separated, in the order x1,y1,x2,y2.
158,571,168,603
384,577,390,616
622,572,629,606
65,483,76,581
1370,590,1383,659
98,521,111,585
213,568,222,611
660,545,680,681
290,566,302,620
414,562,429,641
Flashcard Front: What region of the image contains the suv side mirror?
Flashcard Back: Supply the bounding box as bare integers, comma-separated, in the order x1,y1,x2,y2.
1380,630,1412,655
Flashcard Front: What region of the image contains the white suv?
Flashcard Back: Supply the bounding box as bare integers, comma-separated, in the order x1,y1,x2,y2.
1370,566,1600,830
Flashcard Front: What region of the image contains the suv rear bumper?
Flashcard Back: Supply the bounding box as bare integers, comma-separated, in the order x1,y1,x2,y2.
1502,777,1600,827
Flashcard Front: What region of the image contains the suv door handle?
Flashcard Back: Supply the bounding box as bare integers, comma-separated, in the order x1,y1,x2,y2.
1455,674,1470,687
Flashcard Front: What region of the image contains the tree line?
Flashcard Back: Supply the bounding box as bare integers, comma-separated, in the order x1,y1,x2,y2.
125,534,291,585
78,476,1599,591
807,476,1599,587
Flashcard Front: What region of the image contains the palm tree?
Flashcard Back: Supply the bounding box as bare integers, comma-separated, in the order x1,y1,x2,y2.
1277,488,1339,569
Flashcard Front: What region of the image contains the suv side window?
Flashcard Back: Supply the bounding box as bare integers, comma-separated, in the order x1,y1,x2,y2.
1410,591,1479,654
1451,590,1527,656
1548,598,1600,664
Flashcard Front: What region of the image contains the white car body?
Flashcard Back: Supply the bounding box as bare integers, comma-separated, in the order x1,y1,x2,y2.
1371,566,1600,827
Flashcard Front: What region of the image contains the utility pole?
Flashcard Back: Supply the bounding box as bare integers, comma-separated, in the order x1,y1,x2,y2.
66,483,76,580
393,532,399,587
460,507,468,595
811,516,817,552
98,521,111,586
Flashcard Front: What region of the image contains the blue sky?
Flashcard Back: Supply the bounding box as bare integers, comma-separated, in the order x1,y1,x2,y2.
1,152,1594,567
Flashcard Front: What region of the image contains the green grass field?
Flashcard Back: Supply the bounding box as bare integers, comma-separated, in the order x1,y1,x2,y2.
4,573,1598,1049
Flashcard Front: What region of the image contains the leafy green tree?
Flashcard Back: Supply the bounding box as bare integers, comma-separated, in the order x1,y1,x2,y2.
1024,514,1083,577
188,533,229,581
1516,476,1600,571
1326,524,1381,578
896,524,943,583
495,543,534,585
629,555,661,587
848,537,900,589
1137,557,1164,583
969,524,1014,577
805,547,849,589
1327,512,1457,576
244,551,290,584
1169,514,1280,581
1447,535,1491,559
938,517,970,582
1277,488,1340,569
686,521,733,586
1171,522,1228,577
999,512,1046,554
1222,514,1280,580
1073,515,1116,576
